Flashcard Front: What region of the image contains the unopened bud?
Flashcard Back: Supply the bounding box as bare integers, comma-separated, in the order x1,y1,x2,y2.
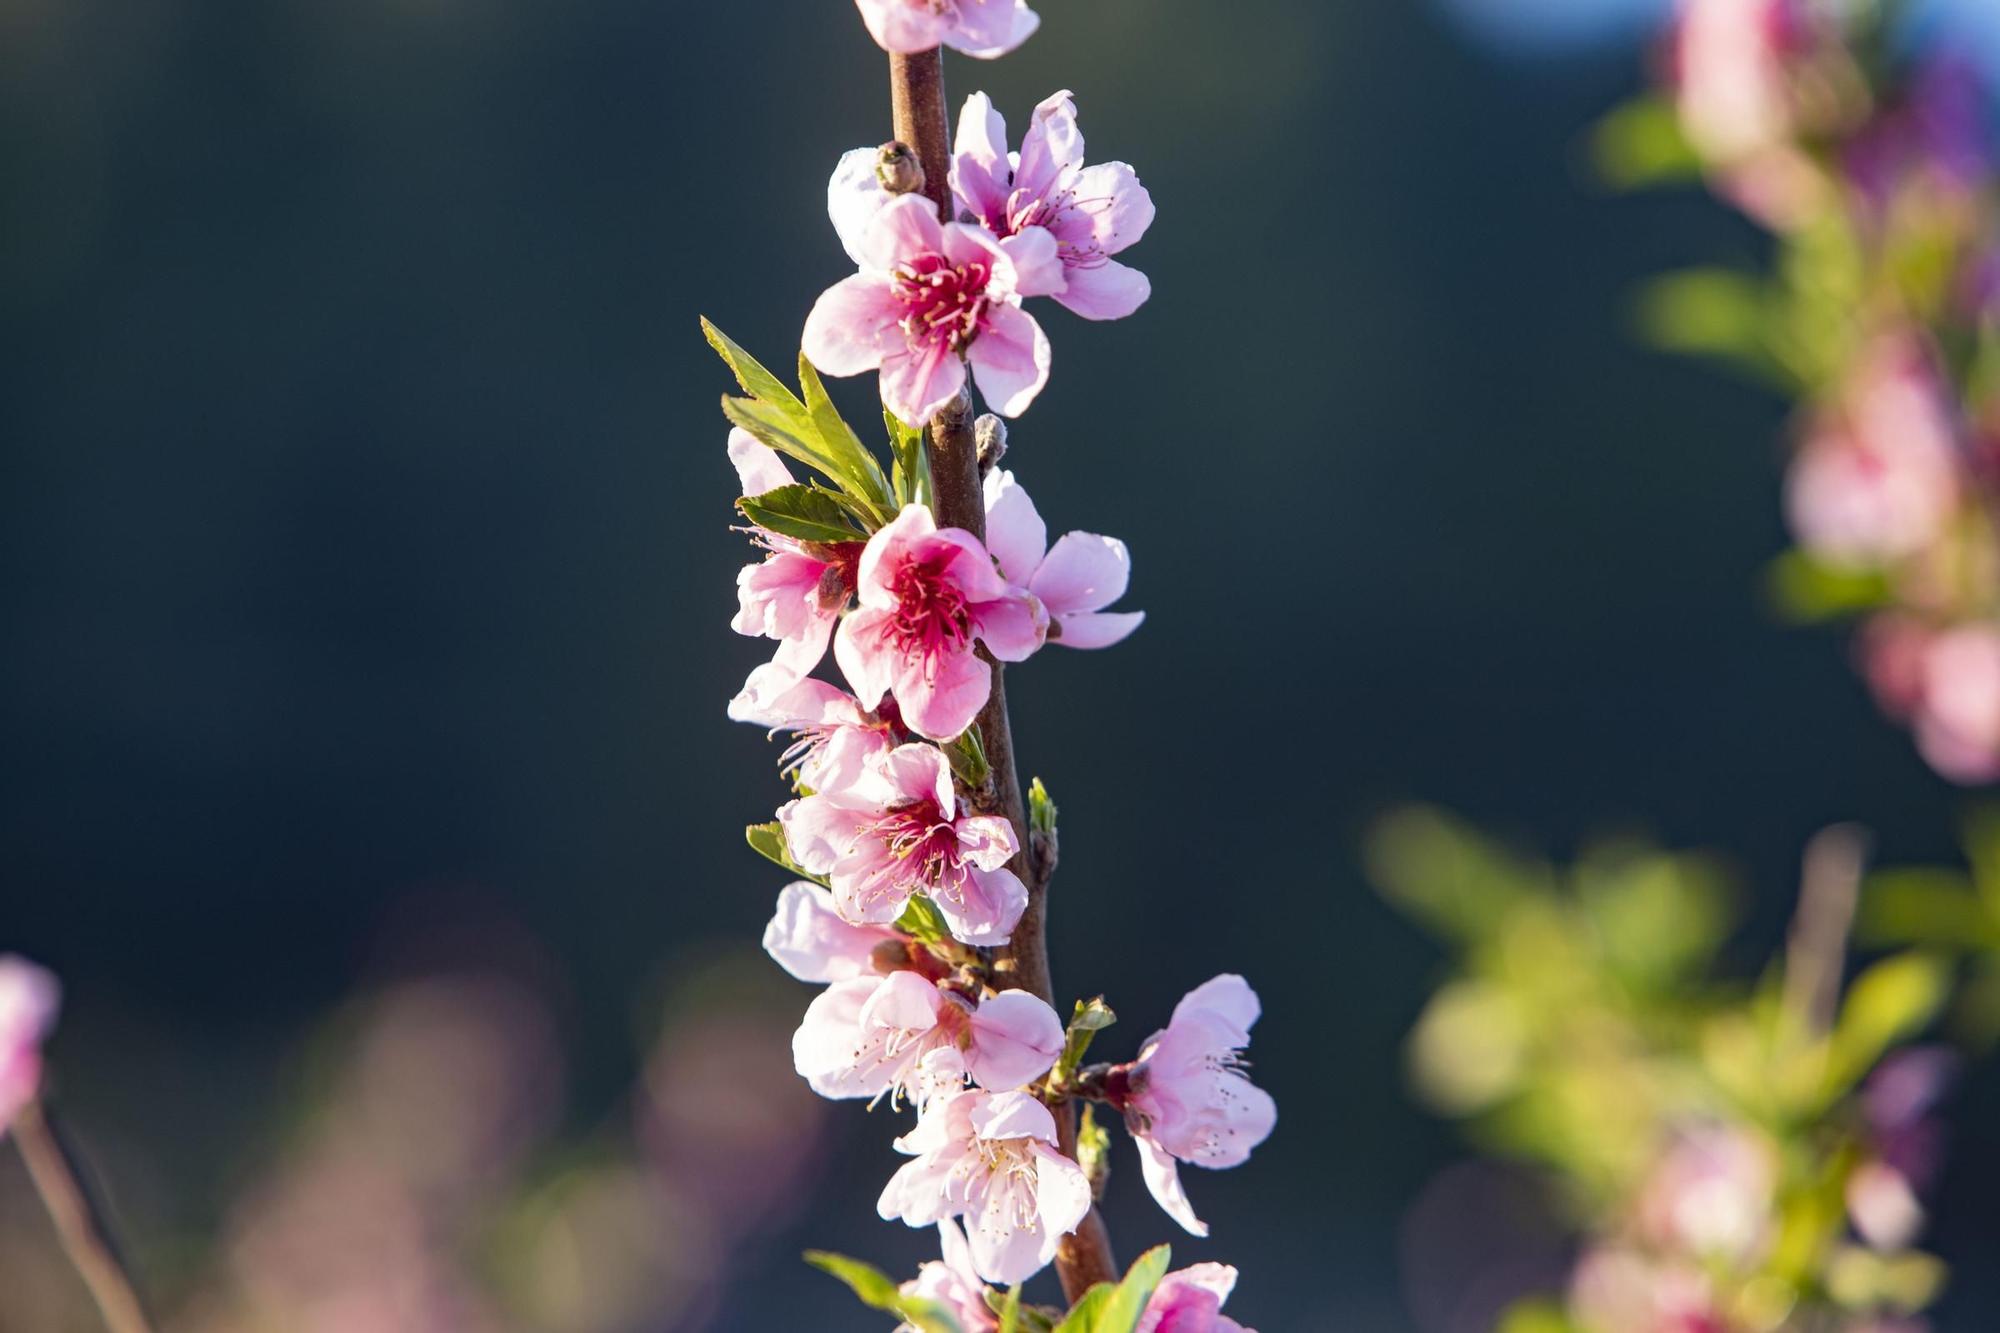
876,142,925,197
975,415,1008,474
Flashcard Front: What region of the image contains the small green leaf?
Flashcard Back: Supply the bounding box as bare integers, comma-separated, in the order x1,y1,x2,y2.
1592,95,1701,190
946,727,990,788
804,1251,964,1333
895,895,952,946
1635,268,1776,371
1028,777,1058,839
889,410,930,507
703,317,807,414
747,822,826,886
1858,870,1993,949
1828,952,1952,1092
1766,550,1895,624
1053,1286,1110,1333
1053,996,1117,1088
800,353,894,513
1054,1246,1170,1333
999,1285,1023,1333
738,484,869,544
1077,1103,1111,1194
1496,1299,1581,1333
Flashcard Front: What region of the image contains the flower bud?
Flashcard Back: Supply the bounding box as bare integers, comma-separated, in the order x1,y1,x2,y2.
975,414,1008,475
869,939,913,974
875,141,925,197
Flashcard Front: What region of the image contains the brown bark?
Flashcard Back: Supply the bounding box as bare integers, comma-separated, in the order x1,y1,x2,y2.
888,45,1120,1303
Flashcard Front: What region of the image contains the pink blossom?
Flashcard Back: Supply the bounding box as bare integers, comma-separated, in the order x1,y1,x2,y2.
780,741,1028,946
1634,1123,1777,1264
1671,0,1800,164
1137,1263,1255,1333
1785,339,1962,568
762,881,901,985
853,0,1038,60
984,469,1144,648
805,194,1053,426
1116,975,1276,1237
953,90,1155,321
793,968,1062,1104
1913,623,2000,784
834,504,1047,741
728,672,896,798
0,956,59,1135
1847,1159,1924,1252
727,429,860,703
877,1065,1092,1285
1569,1247,1725,1333
898,1220,997,1332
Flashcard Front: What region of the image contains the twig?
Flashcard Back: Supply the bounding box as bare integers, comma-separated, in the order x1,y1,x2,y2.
1784,824,1870,1039
887,44,1121,1302
13,1101,156,1333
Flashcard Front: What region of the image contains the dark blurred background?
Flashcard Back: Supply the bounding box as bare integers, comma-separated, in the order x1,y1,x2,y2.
8,0,2000,1328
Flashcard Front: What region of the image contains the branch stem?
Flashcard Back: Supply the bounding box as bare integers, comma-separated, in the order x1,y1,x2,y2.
13,1102,156,1333
888,44,1120,1302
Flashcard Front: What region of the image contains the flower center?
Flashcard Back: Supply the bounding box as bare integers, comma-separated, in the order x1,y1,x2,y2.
887,552,974,663
894,252,994,354
867,797,966,894
955,1137,1041,1228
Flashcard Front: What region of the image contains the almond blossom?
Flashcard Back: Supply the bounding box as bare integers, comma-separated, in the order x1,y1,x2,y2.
1114,975,1276,1238
985,469,1144,648
793,968,1063,1104
1913,623,2000,784
727,429,859,701
762,881,902,985
898,1220,997,1333
878,1056,1092,1285
834,504,1047,741
0,955,60,1135
805,193,1054,426
1634,1123,1777,1265
1137,1263,1256,1333
780,741,1028,946
853,0,1038,60
952,90,1155,321
728,672,896,799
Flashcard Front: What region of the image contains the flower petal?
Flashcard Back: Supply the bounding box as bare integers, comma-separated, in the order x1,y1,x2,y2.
1055,610,1145,650
939,0,1040,59
727,426,794,497
1013,89,1082,202
762,881,893,983
981,469,1049,587
1135,1133,1209,1237
937,866,1027,947
1029,531,1131,615
966,991,1065,1090
828,145,894,267
803,273,902,377
971,591,1048,663
893,644,992,742
968,304,1051,419
1069,162,1155,255
1053,256,1151,321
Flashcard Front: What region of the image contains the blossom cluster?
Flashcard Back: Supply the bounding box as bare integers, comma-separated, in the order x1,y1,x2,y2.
1373,808,1960,1333
1627,0,2000,782
713,6,1272,1325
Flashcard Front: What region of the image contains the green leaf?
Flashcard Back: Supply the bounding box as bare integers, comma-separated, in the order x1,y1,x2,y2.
800,353,894,514
1858,870,1993,949
999,1285,1023,1333
1076,1103,1111,1193
1053,996,1117,1087
1828,952,1952,1092
946,727,990,788
895,895,952,946
703,317,807,414
1592,95,1702,190
1765,550,1896,623
738,484,869,544
1028,777,1058,839
804,1252,965,1333
1496,1299,1581,1333
1053,1247,1171,1333
1635,268,1778,373
747,822,826,886
889,410,930,508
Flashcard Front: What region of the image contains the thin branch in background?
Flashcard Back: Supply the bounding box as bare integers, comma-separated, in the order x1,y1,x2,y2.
1785,823,1871,1039
12,1100,157,1333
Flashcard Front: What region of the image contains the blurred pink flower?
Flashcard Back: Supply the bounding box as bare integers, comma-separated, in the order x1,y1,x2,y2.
1785,339,1962,568
878,1060,1091,1285
900,1220,997,1332
1671,0,1800,163
727,429,860,707
833,504,1047,740
762,881,902,985
1850,1047,1956,1249
780,741,1028,946
0,956,58,1134
728,672,897,798
792,968,1062,1104
805,195,1053,425
1913,622,2000,783
984,470,1145,649
953,90,1155,321
1138,1262,1255,1333
853,0,1038,59
1569,1247,1724,1333
1634,1123,1777,1265
1115,975,1277,1238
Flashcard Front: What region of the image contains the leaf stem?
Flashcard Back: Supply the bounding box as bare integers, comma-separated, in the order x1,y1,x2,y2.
887,44,1120,1302
13,1101,157,1333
